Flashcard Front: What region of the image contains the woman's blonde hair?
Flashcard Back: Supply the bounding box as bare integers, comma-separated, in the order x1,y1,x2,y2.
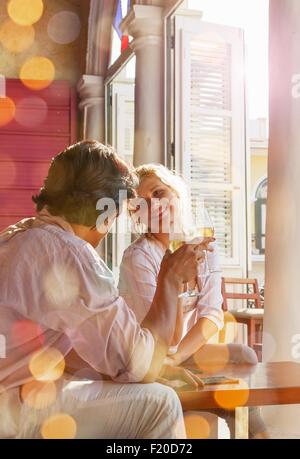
134,163,193,233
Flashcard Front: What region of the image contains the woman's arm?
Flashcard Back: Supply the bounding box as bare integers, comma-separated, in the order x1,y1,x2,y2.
166,317,218,366
167,243,224,366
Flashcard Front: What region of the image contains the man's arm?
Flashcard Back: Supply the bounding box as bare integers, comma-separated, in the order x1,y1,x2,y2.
59,241,206,384
141,271,182,382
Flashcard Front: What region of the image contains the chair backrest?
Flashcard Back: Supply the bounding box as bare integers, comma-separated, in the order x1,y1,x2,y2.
221,277,262,311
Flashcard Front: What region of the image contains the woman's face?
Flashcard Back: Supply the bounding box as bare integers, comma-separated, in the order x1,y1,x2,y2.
136,175,181,234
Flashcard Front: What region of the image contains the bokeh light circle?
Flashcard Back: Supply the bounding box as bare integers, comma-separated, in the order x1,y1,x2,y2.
0,20,35,53
11,320,45,348
7,0,44,26
41,413,77,439
0,97,16,127
44,264,79,309
213,378,249,410
47,11,81,45
184,413,211,439
193,344,230,375
21,381,57,410
29,348,65,382
222,311,239,343
20,57,55,91
15,97,48,128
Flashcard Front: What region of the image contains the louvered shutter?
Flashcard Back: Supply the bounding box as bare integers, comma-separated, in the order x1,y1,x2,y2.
109,80,135,279
174,14,247,272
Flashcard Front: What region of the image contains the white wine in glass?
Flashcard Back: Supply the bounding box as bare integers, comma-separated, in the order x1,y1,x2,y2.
198,227,215,238
168,233,203,299
197,208,220,274
168,239,185,252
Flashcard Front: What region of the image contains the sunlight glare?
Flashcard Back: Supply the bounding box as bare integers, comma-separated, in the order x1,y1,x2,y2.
7,0,44,26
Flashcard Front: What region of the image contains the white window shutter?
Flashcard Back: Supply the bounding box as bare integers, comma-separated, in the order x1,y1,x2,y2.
174,14,247,273
110,81,135,280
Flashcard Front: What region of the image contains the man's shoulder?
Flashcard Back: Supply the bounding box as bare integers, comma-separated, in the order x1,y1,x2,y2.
16,224,89,264
30,224,86,248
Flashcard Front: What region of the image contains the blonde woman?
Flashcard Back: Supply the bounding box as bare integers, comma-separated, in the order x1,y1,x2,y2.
118,163,269,439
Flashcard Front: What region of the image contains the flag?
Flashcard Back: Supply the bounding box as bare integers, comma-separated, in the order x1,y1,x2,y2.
113,0,131,52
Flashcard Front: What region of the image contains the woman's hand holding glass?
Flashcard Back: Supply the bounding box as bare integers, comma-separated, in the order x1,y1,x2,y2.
160,240,209,286
167,235,215,299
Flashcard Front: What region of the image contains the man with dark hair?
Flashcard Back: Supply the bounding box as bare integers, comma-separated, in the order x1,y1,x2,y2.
0,141,205,439
32,140,136,227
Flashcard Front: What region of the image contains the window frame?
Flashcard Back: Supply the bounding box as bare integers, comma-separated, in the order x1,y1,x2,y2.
103,1,184,271
171,11,248,273
254,177,267,256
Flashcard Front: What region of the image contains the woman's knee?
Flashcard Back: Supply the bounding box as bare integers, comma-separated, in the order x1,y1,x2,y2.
228,343,258,364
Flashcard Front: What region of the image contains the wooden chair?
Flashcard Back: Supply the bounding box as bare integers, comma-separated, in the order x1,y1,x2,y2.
221,277,264,360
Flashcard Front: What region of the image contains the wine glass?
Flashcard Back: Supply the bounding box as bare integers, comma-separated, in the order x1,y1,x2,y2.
168,230,210,299
197,207,223,274
168,208,219,299
196,207,217,274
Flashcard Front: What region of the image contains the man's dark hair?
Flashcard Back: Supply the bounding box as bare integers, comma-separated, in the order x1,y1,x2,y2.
32,140,137,226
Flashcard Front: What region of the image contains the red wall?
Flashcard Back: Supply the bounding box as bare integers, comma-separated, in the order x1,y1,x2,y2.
0,79,77,231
